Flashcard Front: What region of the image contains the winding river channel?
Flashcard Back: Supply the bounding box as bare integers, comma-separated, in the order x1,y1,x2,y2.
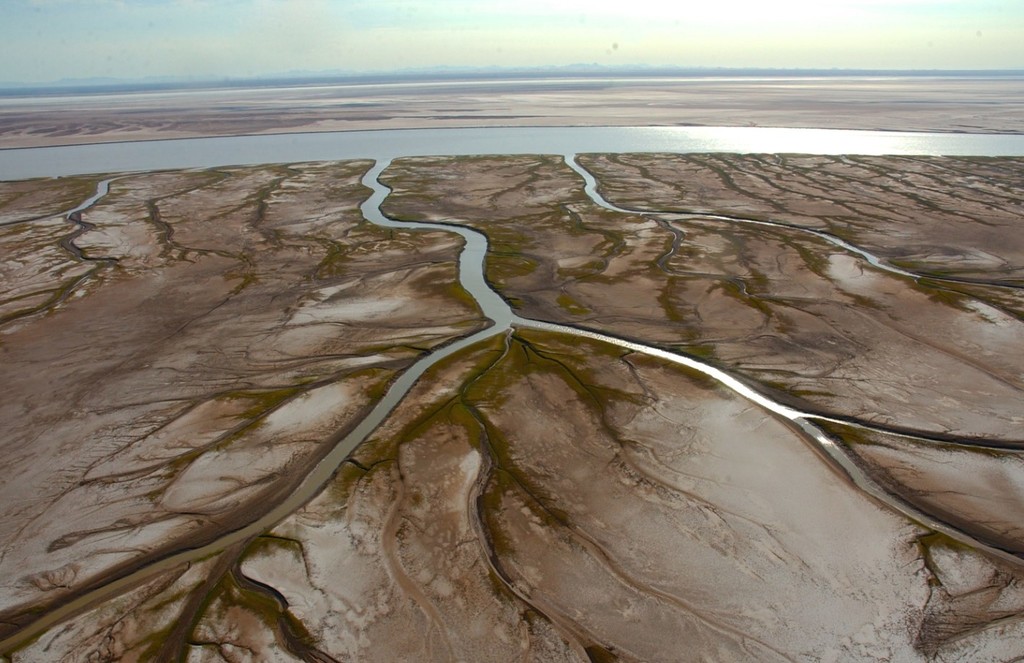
3,126,1024,650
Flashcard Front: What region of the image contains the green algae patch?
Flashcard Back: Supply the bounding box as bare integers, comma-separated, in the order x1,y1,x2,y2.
488,254,539,283
556,292,591,316
681,343,718,361
195,566,318,657
244,534,306,567
352,332,508,464
313,240,351,279
232,387,306,421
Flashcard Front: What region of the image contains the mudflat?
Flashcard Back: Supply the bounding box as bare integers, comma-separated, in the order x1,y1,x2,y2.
2,71,1023,662
2,145,1023,660
1,75,1023,148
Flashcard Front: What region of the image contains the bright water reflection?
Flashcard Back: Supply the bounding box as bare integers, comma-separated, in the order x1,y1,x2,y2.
3,125,1024,180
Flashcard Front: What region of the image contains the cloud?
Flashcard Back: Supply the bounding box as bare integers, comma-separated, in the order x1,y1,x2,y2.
0,0,1020,82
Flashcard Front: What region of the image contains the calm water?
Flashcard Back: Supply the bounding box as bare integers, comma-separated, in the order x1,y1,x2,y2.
2,126,1024,180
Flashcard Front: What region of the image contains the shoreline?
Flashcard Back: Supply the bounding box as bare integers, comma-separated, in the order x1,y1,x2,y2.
3,121,1024,153
5,126,1024,182
2,75,1022,149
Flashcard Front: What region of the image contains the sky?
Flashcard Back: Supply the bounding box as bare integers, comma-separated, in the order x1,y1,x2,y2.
2,0,1022,84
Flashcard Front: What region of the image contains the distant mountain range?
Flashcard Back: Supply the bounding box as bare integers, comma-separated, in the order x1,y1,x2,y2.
2,64,1022,95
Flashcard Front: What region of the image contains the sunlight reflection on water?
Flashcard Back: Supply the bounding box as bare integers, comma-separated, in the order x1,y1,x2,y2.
633,125,1002,155
3,125,1023,180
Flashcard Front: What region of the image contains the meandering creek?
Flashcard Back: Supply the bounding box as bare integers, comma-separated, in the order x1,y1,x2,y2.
4,136,1024,650
367,159,1024,566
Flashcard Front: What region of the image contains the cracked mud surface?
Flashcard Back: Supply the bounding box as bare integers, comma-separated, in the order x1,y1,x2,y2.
3,153,1024,661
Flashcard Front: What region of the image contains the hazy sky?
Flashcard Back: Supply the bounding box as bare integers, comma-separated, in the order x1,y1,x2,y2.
2,0,1022,83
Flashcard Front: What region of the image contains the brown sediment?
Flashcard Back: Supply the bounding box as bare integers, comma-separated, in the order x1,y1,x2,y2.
0,176,101,225
4,151,1024,660
176,328,1024,660
913,533,1024,657
0,178,116,328
2,76,1023,148
0,160,487,643
7,555,226,661
60,206,119,264
824,422,1024,556
381,153,1024,441
579,153,1024,283
153,543,242,663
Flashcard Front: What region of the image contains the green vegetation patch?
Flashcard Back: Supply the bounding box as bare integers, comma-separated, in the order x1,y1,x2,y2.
555,291,591,316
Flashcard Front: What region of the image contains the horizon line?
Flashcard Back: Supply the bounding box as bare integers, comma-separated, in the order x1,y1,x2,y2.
2,65,1023,95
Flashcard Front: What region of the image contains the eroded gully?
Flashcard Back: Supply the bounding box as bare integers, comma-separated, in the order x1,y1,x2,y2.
360,158,1024,571
60,178,121,263
5,157,1023,652
563,155,1023,292
0,178,121,330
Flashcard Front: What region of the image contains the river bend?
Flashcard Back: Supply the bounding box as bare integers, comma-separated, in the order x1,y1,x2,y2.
4,150,1023,651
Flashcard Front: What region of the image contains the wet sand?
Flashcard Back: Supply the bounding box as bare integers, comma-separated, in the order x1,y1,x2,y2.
0,162,486,642
2,75,1023,149
2,151,1024,659
381,154,1024,440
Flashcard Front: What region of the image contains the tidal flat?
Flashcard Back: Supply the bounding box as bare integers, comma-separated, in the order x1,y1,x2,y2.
2,76,1023,148
1,153,1023,661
